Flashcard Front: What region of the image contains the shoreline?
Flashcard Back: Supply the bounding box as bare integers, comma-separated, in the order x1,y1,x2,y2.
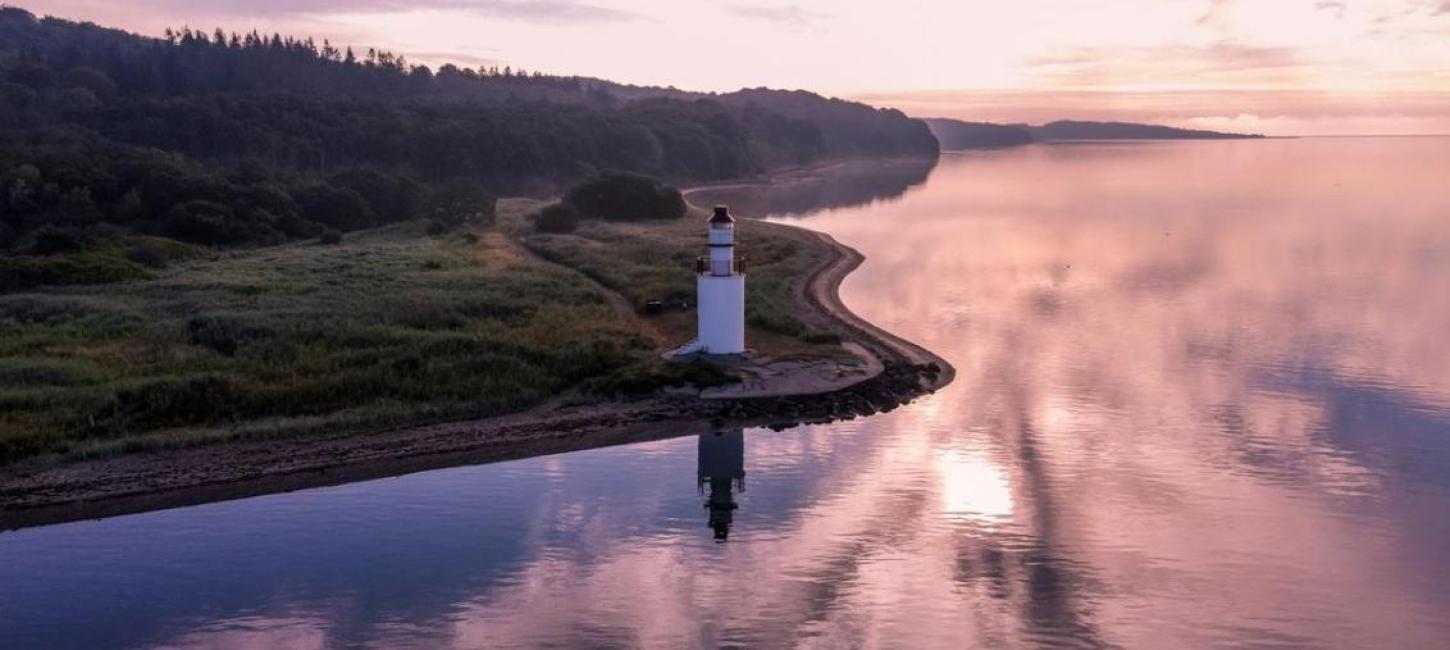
0,183,954,531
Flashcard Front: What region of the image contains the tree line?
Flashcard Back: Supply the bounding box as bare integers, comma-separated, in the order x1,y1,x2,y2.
0,7,935,289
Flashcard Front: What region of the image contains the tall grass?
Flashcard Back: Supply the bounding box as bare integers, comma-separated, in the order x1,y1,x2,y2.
1,202,843,467
519,208,831,338
0,210,648,465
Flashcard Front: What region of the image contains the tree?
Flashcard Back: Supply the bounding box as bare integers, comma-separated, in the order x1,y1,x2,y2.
293,183,372,231
63,66,116,99
563,171,686,221
163,200,238,245
6,61,53,90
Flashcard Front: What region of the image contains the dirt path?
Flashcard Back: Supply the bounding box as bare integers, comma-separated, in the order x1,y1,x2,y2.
489,229,666,346
799,230,954,388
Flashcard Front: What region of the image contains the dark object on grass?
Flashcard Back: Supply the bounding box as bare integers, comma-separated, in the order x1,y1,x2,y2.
425,219,447,236
319,228,343,245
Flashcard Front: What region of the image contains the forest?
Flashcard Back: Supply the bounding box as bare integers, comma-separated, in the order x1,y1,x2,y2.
0,7,937,290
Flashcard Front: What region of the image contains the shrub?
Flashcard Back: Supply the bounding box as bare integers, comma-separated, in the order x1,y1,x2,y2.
318,228,343,245
124,236,203,269
23,226,91,255
294,182,374,232
534,202,580,233
425,219,447,236
0,252,149,291
163,200,240,245
124,244,168,269
563,170,686,221
421,178,496,228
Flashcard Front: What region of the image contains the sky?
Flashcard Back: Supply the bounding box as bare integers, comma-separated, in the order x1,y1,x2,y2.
22,0,1450,135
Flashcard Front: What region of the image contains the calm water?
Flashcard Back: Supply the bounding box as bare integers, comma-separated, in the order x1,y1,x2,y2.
4,138,1450,648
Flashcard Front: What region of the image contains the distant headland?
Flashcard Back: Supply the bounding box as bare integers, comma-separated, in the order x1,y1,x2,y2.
924,118,1264,150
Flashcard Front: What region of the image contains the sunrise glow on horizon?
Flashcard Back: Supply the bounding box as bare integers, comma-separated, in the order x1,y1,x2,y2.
21,0,1450,135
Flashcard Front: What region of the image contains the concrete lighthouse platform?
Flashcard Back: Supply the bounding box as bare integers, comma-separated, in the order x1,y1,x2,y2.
691,341,884,399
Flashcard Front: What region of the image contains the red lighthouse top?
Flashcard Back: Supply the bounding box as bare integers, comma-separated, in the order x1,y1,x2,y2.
709,206,735,224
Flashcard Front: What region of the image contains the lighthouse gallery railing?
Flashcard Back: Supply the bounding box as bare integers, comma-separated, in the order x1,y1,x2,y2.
696,256,745,276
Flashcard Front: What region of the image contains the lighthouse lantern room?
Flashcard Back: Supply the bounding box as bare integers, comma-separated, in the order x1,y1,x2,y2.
693,206,746,354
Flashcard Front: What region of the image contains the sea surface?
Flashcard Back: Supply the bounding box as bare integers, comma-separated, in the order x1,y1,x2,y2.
3,137,1449,648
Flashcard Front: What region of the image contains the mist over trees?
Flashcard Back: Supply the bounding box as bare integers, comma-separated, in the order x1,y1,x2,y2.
0,7,936,289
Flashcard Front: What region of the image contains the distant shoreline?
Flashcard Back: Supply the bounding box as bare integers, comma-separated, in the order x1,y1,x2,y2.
0,166,954,531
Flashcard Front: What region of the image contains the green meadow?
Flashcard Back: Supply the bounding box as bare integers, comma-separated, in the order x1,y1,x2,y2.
0,199,840,467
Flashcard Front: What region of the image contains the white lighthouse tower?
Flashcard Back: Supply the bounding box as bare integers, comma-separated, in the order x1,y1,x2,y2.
695,206,746,354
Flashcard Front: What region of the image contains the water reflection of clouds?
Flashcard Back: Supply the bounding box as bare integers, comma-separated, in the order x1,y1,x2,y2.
810,138,1450,647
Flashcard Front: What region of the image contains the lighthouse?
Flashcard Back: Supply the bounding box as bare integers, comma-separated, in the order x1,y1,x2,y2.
693,206,746,354
698,429,746,541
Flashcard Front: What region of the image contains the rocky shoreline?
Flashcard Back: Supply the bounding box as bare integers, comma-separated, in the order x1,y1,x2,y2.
0,218,953,530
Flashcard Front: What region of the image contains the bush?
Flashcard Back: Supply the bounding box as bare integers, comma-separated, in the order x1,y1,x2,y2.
124,245,168,269
163,200,240,245
294,183,373,232
563,171,686,221
0,252,149,291
318,228,343,245
425,219,447,236
23,226,91,255
534,202,580,233
123,236,203,269
421,178,496,229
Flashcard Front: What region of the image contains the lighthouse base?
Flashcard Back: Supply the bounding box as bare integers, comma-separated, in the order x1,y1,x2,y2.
697,274,745,354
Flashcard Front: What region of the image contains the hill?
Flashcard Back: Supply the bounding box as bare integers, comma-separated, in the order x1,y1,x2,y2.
925,117,1260,150
0,6,935,277
1028,120,1263,141
921,119,1034,149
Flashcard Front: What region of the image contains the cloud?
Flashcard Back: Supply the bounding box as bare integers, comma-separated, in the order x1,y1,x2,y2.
404,49,504,69
1195,0,1233,27
103,0,639,24
850,88,1450,135
1027,41,1303,88
1314,0,1347,18
727,4,829,29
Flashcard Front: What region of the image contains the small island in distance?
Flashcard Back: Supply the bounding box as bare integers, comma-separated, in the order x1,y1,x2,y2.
924,117,1264,150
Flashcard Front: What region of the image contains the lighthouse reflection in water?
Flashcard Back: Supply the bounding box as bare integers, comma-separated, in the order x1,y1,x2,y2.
697,429,746,541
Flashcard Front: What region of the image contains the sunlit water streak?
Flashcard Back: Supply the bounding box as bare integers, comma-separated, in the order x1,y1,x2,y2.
2,138,1449,648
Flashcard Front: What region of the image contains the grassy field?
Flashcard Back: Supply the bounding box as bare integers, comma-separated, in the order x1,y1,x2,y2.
0,199,841,467
512,204,838,345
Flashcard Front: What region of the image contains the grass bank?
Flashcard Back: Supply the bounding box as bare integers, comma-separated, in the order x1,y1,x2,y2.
1,199,844,468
